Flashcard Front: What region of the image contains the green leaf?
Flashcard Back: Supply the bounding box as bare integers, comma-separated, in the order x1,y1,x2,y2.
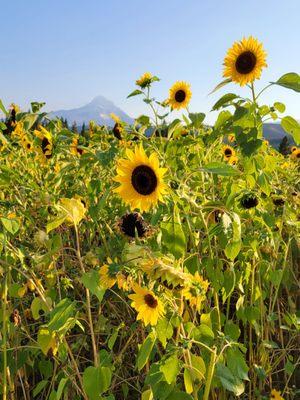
188,112,205,128
201,162,240,176
160,353,180,384
46,215,67,233
224,321,240,340
273,102,286,113
56,378,68,400
37,328,58,356
48,298,76,332
209,78,232,94
156,318,173,348
0,99,8,116
166,392,193,400
33,380,48,397
1,217,20,235
281,116,300,144
137,332,156,370
272,72,300,92
216,364,245,395
83,366,112,399
127,89,143,98
212,93,238,111
161,210,186,259
183,368,193,394
190,354,206,381
81,270,106,303
227,348,249,381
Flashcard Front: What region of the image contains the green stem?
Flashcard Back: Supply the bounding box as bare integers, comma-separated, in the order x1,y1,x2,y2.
2,268,8,400
203,347,217,400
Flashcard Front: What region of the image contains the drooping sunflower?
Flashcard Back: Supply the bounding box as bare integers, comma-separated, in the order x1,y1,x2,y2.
99,259,119,289
34,126,53,159
222,145,235,159
116,212,154,239
240,193,259,209
291,148,300,160
70,136,84,156
136,72,153,88
113,144,168,212
223,36,267,86
168,81,192,110
182,272,209,312
128,284,165,326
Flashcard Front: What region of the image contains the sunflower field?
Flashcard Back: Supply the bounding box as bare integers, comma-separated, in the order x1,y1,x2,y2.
0,37,299,400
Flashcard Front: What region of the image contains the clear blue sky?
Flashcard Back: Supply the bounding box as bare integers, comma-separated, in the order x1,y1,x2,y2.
1,0,299,124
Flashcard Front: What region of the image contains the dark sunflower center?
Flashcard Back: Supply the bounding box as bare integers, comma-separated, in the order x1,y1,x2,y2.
131,165,157,195
120,213,148,238
41,137,51,158
175,90,186,103
296,152,300,158
113,123,122,140
224,148,232,156
144,294,158,308
235,51,257,74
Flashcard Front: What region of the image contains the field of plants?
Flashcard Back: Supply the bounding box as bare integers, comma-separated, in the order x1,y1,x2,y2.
0,37,299,400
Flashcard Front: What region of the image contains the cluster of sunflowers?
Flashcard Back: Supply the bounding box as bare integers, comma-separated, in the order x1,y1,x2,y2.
0,36,298,400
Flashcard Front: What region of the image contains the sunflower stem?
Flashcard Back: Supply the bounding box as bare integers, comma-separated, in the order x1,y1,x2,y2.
203,346,217,400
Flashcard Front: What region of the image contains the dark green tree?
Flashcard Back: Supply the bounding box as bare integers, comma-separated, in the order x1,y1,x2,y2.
81,122,86,135
278,136,290,155
71,121,78,133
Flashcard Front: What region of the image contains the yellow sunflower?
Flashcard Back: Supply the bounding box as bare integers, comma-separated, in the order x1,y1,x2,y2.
99,264,117,289
70,136,83,156
168,81,192,110
113,144,168,212
270,389,284,400
34,126,53,159
136,72,153,88
228,134,235,143
128,284,165,326
182,272,209,312
291,148,300,160
223,36,267,86
222,145,235,159
291,146,297,153
227,155,238,165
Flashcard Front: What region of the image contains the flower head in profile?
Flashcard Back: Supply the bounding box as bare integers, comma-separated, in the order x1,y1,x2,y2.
136,72,153,88
128,284,165,326
34,126,53,159
168,81,192,110
113,144,168,212
182,272,209,311
116,212,154,239
223,36,267,86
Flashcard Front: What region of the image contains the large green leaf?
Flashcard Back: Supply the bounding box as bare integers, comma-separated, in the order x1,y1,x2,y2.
212,93,239,111
137,332,156,370
272,72,300,92
281,116,300,144
81,270,106,303
216,363,244,395
161,211,186,259
83,366,112,399
48,298,76,332
160,353,180,384
201,162,240,177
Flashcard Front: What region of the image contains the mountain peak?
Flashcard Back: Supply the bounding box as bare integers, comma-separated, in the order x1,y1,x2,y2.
50,95,133,126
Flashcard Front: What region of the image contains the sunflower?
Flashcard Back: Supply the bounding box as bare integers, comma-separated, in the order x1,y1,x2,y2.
223,36,267,86
116,212,153,239
128,284,165,326
291,148,300,160
228,134,235,143
240,193,259,209
270,389,284,400
34,126,53,159
227,155,238,165
291,146,297,153
222,145,235,159
70,136,83,156
182,272,209,312
99,259,119,289
113,144,168,212
136,72,153,88
168,81,192,110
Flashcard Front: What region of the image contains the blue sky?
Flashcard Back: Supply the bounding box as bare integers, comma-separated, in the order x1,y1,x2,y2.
1,0,299,124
